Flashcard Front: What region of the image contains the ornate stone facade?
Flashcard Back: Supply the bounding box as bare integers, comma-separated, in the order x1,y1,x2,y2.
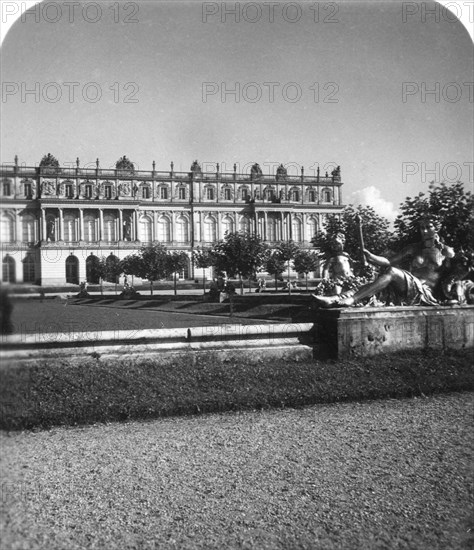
0,158,344,285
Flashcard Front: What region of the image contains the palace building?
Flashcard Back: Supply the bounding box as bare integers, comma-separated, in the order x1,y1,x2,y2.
0,156,344,286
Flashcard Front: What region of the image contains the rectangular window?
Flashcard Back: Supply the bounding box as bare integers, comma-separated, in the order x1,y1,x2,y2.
85,185,92,198
66,184,73,198
242,188,249,201
224,188,231,200
142,187,150,199
105,186,112,199
206,188,215,200
3,183,11,195
25,183,32,198
309,190,315,202
178,187,186,200
160,187,168,200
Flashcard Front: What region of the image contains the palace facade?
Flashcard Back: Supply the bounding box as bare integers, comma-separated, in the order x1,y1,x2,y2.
0,157,344,285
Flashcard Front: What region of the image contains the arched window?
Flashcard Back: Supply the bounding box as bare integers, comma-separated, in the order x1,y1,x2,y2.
86,255,101,284
2,255,16,283
65,255,79,284
307,217,318,240
157,215,170,242
0,213,15,243
203,215,217,242
22,214,36,243
267,216,277,241
175,215,188,243
239,216,251,234
105,255,120,283
84,214,97,243
140,215,152,243
222,215,234,236
292,218,302,242
103,213,117,242
23,253,35,283
63,214,77,242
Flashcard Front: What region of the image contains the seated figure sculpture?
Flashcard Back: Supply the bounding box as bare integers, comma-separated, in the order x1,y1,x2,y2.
322,232,354,281
313,217,455,308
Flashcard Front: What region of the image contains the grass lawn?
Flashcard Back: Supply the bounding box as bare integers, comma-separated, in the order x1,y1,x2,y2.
1,393,472,550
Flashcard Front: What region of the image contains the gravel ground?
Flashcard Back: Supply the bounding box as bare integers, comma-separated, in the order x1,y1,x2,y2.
1,393,473,550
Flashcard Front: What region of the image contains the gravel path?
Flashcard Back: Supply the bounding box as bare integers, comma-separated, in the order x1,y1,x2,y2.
1,393,473,550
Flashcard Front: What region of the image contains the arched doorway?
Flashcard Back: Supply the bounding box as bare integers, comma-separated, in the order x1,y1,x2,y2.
86,255,101,284
23,253,35,283
65,255,79,284
105,254,120,283
2,255,16,283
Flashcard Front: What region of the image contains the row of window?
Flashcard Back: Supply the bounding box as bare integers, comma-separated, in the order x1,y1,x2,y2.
2,180,335,203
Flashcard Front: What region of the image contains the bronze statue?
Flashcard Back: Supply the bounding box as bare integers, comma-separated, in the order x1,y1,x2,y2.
313,218,455,307
322,232,354,280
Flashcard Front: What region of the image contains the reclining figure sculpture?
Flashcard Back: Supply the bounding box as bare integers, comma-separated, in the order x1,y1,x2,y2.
313,217,462,308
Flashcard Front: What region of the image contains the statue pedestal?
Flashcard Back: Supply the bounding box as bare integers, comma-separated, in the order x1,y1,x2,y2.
314,305,474,358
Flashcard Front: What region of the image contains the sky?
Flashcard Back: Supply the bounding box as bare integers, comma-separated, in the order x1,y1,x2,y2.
1,0,473,222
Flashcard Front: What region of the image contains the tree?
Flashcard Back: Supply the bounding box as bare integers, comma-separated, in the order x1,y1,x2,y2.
292,250,320,292
211,232,268,294
264,250,286,292
124,244,169,295
166,251,189,296
394,182,474,252
312,205,393,276
193,247,215,295
39,153,59,168
115,156,135,173
104,255,123,295
275,241,300,295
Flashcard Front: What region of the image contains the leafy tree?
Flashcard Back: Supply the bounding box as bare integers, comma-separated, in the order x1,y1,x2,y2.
275,241,300,294
394,182,474,252
166,251,189,296
123,244,169,295
292,250,320,292
193,247,215,295
39,153,59,168
104,255,123,295
312,205,393,276
264,250,286,292
115,156,135,173
211,232,268,294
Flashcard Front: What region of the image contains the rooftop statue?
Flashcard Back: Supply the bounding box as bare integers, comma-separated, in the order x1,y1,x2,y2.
313,217,456,308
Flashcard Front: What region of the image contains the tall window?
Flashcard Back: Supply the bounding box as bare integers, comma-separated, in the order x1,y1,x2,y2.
292,218,302,242
160,187,168,200
239,216,250,234
222,215,234,236
66,184,74,198
22,214,36,243
157,215,170,242
206,187,215,200
23,253,35,283
104,214,116,242
241,188,249,201
307,218,318,240
308,190,316,202
105,186,112,199
85,185,92,198
0,214,15,243
140,215,153,243
291,189,300,202
142,187,150,199
323,189,332,203
84,214,97,242
2,255,16,283
63,214,77,242
224,188,231,200
2,181,11,195
86,255,100,284
267,216,277,241
203,215,217,242
175,215,188,243
178,187,186,200
24,182,33,199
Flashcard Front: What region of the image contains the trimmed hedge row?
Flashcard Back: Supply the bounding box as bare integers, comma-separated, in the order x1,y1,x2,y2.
1,349,472,431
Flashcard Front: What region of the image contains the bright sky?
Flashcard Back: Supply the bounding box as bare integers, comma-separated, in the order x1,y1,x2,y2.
1,0,473,221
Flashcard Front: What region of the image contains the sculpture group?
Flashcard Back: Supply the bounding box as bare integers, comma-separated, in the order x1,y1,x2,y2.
313,217,474,308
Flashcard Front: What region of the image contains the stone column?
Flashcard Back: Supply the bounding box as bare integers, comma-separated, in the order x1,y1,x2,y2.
79,209,84,241
118,210,123,241
99,209,104,241
302,213,307,243
264,211,268,241
289,212,293,240
58,208,63,241
41,209,47,241
15,210,21,243
133,210,139,241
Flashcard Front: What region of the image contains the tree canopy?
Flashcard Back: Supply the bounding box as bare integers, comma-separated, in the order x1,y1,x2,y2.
394,181,474,251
